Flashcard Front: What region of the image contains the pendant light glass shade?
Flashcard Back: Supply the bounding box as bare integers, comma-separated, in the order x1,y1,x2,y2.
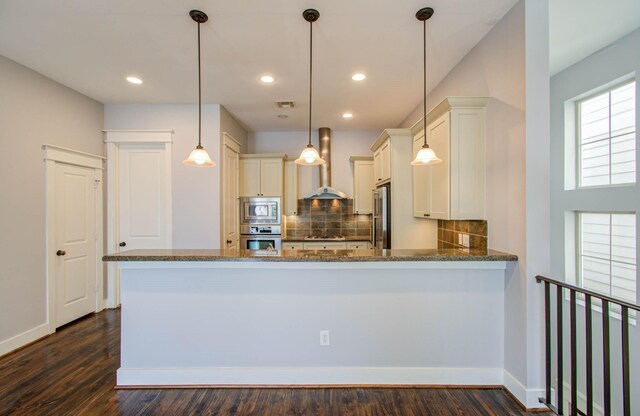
295,144,324,165
296,9,325,167
183,145,215,166
412,7,441,167
183,10,216,168
411,144,442,165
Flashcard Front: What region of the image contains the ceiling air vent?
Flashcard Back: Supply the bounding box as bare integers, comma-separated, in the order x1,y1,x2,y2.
275,101,295,109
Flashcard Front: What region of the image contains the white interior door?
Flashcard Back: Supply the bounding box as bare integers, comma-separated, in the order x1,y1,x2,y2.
55,163,97,327
222,134,240,249
117,143,172,250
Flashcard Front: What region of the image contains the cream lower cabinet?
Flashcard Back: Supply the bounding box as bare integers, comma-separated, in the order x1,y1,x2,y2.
412,97,487,220
303,242,347,250
346,241,371,249
349,156,374,214
283,242,304,250
239,154,285,197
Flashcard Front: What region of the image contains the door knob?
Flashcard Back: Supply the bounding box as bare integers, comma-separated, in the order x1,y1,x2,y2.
119,242,127,247
56,250,66,256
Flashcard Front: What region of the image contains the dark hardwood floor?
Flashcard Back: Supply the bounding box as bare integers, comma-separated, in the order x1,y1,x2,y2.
0,310,551,415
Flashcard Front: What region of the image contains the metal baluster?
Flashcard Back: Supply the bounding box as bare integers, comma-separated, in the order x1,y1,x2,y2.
544,281,551,405
570,289,577,416
602,300,611,416
557,285,564,414
585,294,593,415
621,306,630,416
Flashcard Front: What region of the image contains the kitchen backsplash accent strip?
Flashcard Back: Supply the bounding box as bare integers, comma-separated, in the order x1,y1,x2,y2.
285,199,371,239
437,220,488,250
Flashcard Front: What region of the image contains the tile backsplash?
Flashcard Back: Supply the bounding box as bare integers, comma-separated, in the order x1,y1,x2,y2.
437,220,488,250
285,199,371,239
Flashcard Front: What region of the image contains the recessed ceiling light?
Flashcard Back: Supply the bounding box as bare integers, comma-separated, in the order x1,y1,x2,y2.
260,75,275,83
342,113,353,119
126,76,143,85
351,73,366,81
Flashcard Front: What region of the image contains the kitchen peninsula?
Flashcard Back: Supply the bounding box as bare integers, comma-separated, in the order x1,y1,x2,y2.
104,248,516,387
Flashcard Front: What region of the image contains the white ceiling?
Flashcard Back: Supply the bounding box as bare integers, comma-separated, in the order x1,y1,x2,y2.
0,0,638,132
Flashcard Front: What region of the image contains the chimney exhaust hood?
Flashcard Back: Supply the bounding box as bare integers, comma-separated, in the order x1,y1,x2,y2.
304,127,347,200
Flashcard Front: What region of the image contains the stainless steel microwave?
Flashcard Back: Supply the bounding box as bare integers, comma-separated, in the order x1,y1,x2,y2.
240,197,281,224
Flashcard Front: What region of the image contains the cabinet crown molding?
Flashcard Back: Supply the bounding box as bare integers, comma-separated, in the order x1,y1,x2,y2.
349,155,374,162
370,128,413,152
410,97,489,136
240,153,287,160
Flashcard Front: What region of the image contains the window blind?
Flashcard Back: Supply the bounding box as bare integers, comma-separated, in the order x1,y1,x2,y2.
580,212,636,303
579,81,636,187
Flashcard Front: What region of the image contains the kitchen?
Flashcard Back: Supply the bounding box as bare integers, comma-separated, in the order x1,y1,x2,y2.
1,0,639,414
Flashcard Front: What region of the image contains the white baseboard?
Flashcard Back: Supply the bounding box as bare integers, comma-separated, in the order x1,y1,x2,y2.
503,369,547,410
0,323,50,357
117,366,504,387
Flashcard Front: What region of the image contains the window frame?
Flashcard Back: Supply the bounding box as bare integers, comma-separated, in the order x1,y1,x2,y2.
575,78,636,189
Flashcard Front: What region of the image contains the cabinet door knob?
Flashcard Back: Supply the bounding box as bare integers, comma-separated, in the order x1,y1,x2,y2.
377,178,382,181
119,242,127,247
226,239,232,245
56,250,66,256
423,213,430,217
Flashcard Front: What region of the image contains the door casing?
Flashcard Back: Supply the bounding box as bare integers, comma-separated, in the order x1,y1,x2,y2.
43,144,105,333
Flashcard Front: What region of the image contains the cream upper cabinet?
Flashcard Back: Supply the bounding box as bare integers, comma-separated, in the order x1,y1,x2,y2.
284,160,298,215
239,154,285,197
412,97,487,220
373,139,390,184
349,156,374,214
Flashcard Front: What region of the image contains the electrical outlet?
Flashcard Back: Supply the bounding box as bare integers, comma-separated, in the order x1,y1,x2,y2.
462,234,470,247
320,330,330,346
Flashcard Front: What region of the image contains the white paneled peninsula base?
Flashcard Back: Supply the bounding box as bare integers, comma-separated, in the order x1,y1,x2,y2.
104,249,516,387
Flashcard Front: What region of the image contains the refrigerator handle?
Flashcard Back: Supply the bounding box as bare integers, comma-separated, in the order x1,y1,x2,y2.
371,189,378,247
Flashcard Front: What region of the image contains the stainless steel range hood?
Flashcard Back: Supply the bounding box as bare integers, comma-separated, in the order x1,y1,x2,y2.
304,127,347,199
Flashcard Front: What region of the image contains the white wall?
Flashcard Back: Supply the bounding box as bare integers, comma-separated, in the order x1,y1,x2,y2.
248,130,378,198
399,0,549,407
0,55,104,353
104,104,227,248
220,105,248,150
550,28,640,415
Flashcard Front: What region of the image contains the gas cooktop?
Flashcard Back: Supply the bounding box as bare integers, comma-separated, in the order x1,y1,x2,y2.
304,235,346,241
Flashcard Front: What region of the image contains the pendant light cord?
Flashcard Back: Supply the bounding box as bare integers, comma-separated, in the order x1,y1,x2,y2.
197,20,202,148
308,19,313,147
422,18,427,147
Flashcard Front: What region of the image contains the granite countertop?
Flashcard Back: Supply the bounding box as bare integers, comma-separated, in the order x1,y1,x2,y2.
103,248,517,262
282,236,372,242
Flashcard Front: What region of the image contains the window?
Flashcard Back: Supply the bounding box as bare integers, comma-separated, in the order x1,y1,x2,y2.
579,212,636,303
578,81,636,187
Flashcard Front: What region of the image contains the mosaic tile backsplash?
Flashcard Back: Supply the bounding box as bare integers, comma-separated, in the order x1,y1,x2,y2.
437,220,488,250
285,199,371,239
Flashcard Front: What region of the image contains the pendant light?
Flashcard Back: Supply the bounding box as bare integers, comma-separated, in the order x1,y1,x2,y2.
295,9,325,166
183,10,216,167
411,7,442,166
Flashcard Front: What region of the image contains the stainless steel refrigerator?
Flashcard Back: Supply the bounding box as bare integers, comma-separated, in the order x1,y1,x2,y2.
372,184,391,249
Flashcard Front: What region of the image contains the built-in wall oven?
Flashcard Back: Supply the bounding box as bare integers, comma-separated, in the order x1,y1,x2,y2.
240,225,282,250
239,197,281,250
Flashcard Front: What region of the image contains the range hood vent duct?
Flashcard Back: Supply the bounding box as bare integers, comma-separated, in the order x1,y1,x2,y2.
304,127,347,199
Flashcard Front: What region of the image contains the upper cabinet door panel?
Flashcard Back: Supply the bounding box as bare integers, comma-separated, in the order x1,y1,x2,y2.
260,158,284,197
239,158,261,197
427,113,451,220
